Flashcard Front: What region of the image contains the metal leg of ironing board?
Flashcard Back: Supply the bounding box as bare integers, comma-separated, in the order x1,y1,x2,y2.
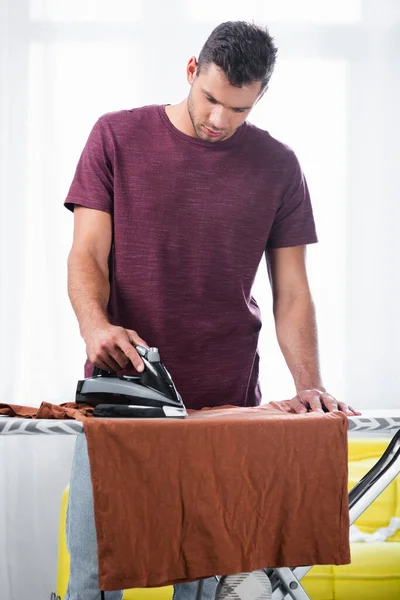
269,568,311,599
195,579,205,600
269,428,400,600
348,428,400,523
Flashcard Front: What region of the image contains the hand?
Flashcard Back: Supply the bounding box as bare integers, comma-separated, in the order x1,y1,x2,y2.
84,324,149,373
270,388,362,416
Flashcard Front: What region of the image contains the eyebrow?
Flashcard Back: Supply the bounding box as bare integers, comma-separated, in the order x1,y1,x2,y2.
202,88,252,111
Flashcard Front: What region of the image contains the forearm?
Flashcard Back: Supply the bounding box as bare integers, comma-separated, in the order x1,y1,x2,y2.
67,249,110,338
273,293,325,393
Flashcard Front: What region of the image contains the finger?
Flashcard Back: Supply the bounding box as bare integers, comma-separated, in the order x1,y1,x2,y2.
108,347,130,370
92,358,112,373
290,396,308,414
88,347,119,372
269,400,292,413
93,355,120,373
118,341,146,372
348,405,362,416
337,401,360,416
123,329,150,372
304,393,324,413
321,393,339,412
95,337,127,372
125,329,149,349
100,353,122,373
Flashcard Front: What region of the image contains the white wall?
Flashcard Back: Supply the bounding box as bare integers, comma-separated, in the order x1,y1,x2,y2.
0,1,399,599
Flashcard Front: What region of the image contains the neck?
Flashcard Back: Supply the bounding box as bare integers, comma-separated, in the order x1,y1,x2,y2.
164,99,197,138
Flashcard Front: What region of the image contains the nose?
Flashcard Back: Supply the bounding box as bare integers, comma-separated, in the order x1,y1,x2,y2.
210,106,229,131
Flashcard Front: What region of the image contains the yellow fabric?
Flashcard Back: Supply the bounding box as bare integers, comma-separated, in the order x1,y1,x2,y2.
123,588,171,599
348,438,400,541
56,437,400,600
56,488,69,599
303,543,400,600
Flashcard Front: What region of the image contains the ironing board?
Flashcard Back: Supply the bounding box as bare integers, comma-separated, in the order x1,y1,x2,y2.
0,410,398,435
1,409,399,600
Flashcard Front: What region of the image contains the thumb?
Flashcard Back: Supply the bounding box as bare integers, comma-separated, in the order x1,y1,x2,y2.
269,400,292,413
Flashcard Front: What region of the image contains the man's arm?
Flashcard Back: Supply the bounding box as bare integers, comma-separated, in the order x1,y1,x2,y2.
67,206,112,338
265,245,325,393
67,206,148,372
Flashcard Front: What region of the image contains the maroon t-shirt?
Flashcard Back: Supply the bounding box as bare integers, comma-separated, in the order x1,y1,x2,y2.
65,105,318,409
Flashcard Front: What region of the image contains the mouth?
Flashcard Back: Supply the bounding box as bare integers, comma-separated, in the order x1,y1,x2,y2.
203,125,223,138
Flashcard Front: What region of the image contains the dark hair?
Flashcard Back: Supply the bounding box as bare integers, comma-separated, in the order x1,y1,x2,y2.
197,21,278,90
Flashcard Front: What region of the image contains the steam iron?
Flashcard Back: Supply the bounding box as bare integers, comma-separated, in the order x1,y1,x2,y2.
75,345,187,419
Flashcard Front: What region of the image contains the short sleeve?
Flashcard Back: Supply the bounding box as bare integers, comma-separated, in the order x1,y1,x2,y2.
266,151,318,249
64,116,113,214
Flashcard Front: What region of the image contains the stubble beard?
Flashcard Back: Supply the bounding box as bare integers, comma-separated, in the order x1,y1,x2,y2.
187,90,203,139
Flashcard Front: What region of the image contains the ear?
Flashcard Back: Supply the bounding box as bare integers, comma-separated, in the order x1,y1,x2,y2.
186,56,198,85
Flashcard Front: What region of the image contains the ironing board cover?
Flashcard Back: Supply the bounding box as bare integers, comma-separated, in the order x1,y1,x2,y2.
0,411,399,434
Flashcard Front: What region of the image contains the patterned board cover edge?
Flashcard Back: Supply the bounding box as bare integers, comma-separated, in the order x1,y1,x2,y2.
348,415,400,431
0,416,399,435
0,418,84,435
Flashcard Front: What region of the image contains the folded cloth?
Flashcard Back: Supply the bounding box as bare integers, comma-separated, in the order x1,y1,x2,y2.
0,402,93,420
83,404,350,590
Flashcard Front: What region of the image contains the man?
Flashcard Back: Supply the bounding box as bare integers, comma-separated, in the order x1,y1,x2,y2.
64,20,360,600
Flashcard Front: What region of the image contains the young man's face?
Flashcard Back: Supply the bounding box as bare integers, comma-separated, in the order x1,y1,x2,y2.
186,58,264,142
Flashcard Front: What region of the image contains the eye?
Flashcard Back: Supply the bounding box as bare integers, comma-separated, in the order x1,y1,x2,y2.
206,96,217,104
233,108,246,114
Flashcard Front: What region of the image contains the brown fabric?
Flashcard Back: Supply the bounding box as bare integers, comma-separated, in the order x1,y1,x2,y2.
0,402,93,420
84,405,351,591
